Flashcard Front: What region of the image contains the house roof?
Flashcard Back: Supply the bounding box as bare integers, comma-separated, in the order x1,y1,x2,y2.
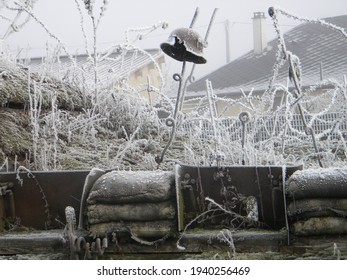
186,15,347,97
22,48,164,87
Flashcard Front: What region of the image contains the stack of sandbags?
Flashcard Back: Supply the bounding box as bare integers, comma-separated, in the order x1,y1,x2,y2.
86,170,177,239
286,168,347,236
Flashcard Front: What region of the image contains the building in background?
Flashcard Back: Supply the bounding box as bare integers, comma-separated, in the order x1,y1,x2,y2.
21,48,166,104
184,14,347,116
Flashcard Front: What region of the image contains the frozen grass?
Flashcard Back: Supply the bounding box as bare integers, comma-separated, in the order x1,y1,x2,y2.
0,1,170,171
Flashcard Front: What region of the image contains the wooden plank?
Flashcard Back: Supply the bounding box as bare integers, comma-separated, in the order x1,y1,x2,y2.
0,230,67,255
104,230,288,255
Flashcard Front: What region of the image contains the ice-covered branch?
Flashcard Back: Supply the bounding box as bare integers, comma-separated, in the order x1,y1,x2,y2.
124,21,168,45
13,0,74,61
271,6,347,39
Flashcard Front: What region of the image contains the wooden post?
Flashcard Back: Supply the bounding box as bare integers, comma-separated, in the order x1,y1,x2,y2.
0,196,5,232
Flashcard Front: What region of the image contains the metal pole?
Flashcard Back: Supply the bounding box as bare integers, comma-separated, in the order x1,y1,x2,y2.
157,8,218,166
224,19,231,64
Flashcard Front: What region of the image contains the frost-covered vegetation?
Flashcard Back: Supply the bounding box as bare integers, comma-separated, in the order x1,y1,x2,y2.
0,0,171,171
176,6,347,168
0,1,346,172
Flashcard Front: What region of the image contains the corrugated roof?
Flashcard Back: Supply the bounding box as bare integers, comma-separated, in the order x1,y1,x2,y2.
24,48,164,87
187,15,347,97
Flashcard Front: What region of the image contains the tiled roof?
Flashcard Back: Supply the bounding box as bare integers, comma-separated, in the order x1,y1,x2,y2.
187,15,347,97
23,48,164,87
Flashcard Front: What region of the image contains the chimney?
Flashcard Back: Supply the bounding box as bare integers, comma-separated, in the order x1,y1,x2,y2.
252,12,267,55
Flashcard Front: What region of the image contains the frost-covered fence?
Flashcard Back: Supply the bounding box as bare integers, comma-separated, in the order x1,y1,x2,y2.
179,111,347,142
173,6,347,168
176,109,347,167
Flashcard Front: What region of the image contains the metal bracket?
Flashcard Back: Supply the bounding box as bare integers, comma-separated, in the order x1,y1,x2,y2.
0,182,15,232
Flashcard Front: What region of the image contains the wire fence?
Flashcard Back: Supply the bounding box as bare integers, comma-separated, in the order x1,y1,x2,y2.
178,112,347,144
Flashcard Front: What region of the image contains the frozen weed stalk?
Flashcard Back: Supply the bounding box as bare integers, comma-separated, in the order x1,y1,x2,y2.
10,0,73,59
217,229,236,259
77,0,109,105
1,0,34,41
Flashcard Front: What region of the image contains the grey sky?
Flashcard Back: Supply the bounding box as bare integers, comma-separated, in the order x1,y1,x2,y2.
1,0,347,78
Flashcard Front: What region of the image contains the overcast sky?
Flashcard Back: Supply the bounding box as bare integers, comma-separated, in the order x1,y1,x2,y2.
1,0,347,78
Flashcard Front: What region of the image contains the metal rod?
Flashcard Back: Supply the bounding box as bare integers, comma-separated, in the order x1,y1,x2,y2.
173,61,187,119
224,19,231,64
241,123,246,165
158,7,218,166
189,7,199,28
204,8,218,41
179,8,218,112
288,53,323,167
156,8,201,165
281,165,290,245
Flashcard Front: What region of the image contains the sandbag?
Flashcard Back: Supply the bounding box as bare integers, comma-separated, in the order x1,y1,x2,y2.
87,201,176,224
89,220,175,238
288,198,347,220
87,170,175,204
286,168,347,199
78,168,106,229
291,217,347,236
